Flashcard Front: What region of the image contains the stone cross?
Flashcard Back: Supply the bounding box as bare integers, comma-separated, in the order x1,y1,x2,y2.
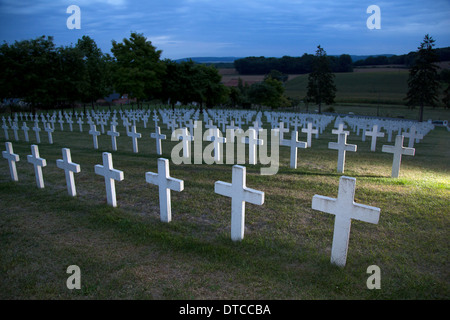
77,117,84,132
1,123,8,140
328,133,357,173
215,165,265,241
2,142,20,181
403,125,423,148
32,123,41,143
206,127,226,162
94,152,124,207
27,144,47,189
145,158,184,223
89,124,101,150
151,126,166,155
381,135,415,178
365,124,385,152
242,128,263,165
67,118,74,132
312,176,381,267
56,148,81,197
58,118,65,131
301,122,318,147
127,125,142,153
45,123,54,144
107,124,120,151
332,123,349,137
281,130,307,169
11,122,19,141
278,121,290,144
22,122,30,142
173,127,193,158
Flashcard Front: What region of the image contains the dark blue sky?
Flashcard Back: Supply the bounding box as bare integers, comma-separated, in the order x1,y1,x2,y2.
1,0,449,59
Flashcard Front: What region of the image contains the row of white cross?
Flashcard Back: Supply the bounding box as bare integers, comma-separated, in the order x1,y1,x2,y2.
2,141,381,267
2,117,417,178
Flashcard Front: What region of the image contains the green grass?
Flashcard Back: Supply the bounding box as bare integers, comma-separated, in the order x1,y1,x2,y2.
0,111,449,299
285,71,410,104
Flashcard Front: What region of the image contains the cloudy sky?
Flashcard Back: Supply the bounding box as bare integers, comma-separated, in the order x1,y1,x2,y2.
1,0,449,59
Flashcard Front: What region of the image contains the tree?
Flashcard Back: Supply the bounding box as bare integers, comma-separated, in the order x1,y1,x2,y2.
306,45,336,113
76,36,111,108
55,45,87,108
248,77,290,109
405,34,440,122
111,32,166,106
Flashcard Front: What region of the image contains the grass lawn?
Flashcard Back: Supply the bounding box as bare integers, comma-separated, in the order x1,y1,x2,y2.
0,109,449,299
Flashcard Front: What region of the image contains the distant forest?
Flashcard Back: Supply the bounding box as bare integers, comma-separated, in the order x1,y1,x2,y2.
233,47,450,75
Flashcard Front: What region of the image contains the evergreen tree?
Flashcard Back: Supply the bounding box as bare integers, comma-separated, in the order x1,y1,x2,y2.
405,34,440,122
306,45,336,113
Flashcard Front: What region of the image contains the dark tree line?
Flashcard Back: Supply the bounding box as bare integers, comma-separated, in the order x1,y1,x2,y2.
234,54,353,75
0,33,228,112
354,46,450,67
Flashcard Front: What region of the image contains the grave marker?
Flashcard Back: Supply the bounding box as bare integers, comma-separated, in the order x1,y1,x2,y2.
328,133,357,173
145,158,184,222
151,126,166,155
27,144,47,189
312,176,381,267
2,142,20,181
94,152,124,207
127,125,142,153
56,148,81,197
215,165,264,241
381,135,415,178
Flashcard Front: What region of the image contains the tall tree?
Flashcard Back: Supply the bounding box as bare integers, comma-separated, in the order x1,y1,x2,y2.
76,36,111,108
306,45,336,113
111,32,165,106
405,34,440,122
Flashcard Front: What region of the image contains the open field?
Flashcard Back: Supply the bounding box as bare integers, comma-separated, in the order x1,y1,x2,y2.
0,110,449,299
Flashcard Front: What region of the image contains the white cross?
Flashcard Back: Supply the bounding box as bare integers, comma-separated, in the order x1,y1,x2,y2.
1,123,8,140
56,148,81,197
332,123,349,136
27,144,47,189
22,122,30,142
312,176,381,267
107,124,120,151
215,165,265,241
32,123,41,143
94,152,124,207
301,122,318,147
89,125,101,150
11,122,19,141
45,123,54,144
381,135,415,178
58,118,65,131
278,121,290,144
2,142,20,181
77,117,84,132
365,124,385,152
328,133,357,173
403,125,423,148
151,126,166,155
242,128,263,165
206,127,226,162
173,127,193,158
145,158,184,223
281,130,307,169
67,118,74,132
127,125,142,153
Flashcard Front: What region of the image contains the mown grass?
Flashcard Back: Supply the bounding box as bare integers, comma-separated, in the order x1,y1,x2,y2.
0,110,449,300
